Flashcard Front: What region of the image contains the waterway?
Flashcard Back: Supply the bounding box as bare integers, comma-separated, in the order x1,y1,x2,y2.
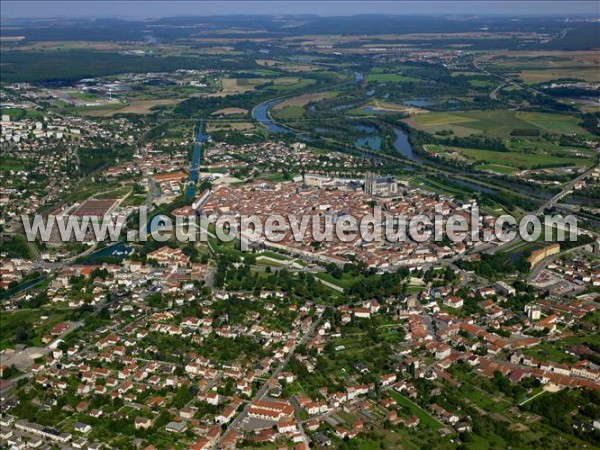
355,136,382,151
392,127,418,162
187,120,209,198
86,243,134,262
251,100,291,134
252,96,421,164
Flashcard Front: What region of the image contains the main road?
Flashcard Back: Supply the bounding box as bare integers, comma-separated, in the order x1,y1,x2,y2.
489,163,598,255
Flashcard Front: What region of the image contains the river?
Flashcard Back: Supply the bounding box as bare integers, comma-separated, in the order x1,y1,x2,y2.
251,99,291,134
251,97,422,165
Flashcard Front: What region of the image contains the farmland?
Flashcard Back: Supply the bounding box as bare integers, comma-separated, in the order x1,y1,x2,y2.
481,50,600,84
366,73,423,83
406,110,590,138
425,144,593,171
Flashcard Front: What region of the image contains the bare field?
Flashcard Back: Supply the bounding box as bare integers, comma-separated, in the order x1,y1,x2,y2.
1,40,122,50
81,99,183,116
211,78,268,96
519,68,600,83
273,92,337,110
273,77,301,85
363,100,428,115
206,122,255,132
483,50,600,83
211,107,249,116
255,59,320,72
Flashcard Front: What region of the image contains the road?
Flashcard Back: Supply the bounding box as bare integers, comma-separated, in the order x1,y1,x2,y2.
473,53,546,100
489,163,598,255
489,82,506,100
216,309,324,446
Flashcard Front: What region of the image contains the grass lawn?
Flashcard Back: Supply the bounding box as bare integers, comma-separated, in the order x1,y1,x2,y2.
468,79,495,88
258,251,291,261
463,434,497,450
389,391,442,430
313,272,356,290
459,384,510,413
337,410,359,424
0,308,72,349
523,342,578,364
1,157,28,171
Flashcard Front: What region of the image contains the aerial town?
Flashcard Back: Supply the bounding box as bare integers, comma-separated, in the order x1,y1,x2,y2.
1,3,599,450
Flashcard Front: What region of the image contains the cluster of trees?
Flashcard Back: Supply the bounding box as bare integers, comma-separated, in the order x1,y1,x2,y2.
579,112,600,136
347,267,410,299
214,254,330,301
443,135,507,151
523,389,600,446
458,253,529,279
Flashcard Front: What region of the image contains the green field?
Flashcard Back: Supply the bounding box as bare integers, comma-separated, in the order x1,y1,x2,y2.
476,163,517,174
468,79,495,88
271,105,305,119
366,73,422,83
455,147,590,170
313,272,356,290
409,110,588,138
0,157,27,171
389,391,442,430
0,308,72,349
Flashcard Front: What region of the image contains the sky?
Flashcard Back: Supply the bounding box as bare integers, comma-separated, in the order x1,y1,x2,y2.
1,1,599,19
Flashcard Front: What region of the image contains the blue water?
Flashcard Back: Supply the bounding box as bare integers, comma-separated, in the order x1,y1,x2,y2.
403,99,432,107
392,128,417,161
252,99,291,134
354,72,364,83
355,124,377,133
315,127,335,134
86,243,134,262
186,120,208,199
355,136,382,151
331,103,356,111
0,276,47,299
360,106,396,115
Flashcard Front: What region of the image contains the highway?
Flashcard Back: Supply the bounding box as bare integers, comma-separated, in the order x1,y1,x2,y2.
488,163,598,255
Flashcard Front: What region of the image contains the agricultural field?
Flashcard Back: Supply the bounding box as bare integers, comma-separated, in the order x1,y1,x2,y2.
271,105,305,119
205,121,255,132
406,110,589,137
92,99,184,116
483,50,600,84
214,77,269,95
211,107,249,116
271,91,338,119
425,144,592,172
255,59,322,72
366,73,422,83
273,91,338,109
353,100,429,116
468,79,495,88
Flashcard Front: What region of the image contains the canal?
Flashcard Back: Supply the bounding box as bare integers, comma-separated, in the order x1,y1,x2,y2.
187,120,209,199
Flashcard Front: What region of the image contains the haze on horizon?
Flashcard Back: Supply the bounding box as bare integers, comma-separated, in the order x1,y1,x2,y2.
2,0,599,19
